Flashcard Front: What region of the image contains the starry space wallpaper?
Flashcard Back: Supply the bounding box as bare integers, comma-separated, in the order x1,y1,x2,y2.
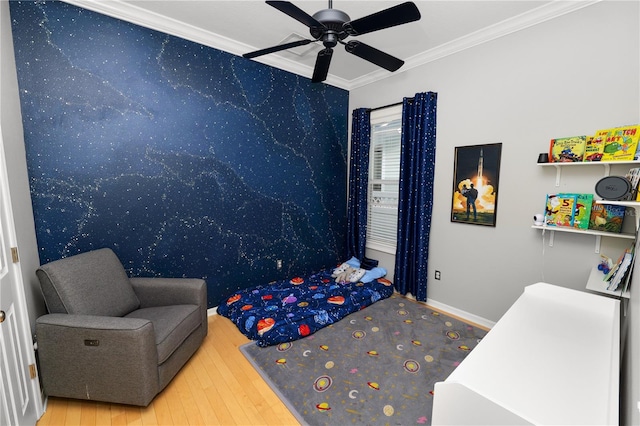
9,1,349,307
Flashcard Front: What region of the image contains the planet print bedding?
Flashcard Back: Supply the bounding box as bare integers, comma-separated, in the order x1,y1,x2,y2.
217,268,394,347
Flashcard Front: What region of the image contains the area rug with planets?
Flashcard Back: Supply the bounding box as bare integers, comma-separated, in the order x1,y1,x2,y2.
240,293,488,425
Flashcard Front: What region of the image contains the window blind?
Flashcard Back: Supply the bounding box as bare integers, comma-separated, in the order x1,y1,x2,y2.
367,105,402,253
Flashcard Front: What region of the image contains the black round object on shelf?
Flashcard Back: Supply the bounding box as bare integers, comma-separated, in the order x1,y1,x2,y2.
595,176,632,200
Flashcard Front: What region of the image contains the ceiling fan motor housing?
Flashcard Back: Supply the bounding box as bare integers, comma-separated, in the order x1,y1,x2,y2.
311,8,350,47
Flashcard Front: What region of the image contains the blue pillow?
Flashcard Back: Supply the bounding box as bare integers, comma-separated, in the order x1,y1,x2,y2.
345,257,360,268
361,267,387,283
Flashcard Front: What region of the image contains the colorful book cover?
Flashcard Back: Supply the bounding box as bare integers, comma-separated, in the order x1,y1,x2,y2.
608,250,634,291
544,193,577,227
588,203,627,233
583,136,604,161
603,246,629,282
549,136,586,162
598,125,640,161
572,193,594,230
626,167,640,200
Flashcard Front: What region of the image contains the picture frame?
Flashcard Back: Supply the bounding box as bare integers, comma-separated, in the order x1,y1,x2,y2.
451,143,502,226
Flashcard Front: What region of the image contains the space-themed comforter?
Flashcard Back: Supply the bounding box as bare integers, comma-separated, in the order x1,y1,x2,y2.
217,269,394,347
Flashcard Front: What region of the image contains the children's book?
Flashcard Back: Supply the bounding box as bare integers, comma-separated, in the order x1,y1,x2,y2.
572,193,594,230
583,136,604,162
598,125,640,161
626,167,640,200
609,251,634,291
621,256,635,294
603,245,629,283
605,243,635,291
544,193,577,227
588,203,626,233
549,136,586,162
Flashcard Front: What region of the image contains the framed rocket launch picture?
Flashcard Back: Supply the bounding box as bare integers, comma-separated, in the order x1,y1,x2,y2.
451,143,502,226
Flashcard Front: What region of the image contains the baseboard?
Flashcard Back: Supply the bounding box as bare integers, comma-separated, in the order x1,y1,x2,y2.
395,291,494,329
39,390,48,418
207,307,218,316
425,298,495,330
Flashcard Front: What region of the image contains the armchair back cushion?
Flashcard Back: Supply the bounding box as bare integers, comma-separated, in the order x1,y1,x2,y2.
36,248,140,316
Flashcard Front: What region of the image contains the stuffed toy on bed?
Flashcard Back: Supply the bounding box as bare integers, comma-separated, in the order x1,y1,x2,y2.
332,266,366,283
331,257,387,284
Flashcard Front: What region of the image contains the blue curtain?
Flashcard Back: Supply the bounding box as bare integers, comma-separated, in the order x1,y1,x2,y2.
394,92,438,301
346,108,371,260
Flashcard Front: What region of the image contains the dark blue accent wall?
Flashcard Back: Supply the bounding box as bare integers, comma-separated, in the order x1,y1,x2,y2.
9,1,349,307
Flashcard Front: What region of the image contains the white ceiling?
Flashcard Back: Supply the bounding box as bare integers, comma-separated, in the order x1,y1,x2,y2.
62,0,598,90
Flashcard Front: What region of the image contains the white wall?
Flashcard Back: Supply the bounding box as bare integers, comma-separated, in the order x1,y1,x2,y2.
0,0,47,333
351,1,639,422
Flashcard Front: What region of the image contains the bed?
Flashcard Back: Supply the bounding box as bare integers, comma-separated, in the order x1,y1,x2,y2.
217,267,394,347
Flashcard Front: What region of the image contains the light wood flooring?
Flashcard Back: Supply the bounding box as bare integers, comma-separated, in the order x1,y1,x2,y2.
36,314,300,426
36,299,489,426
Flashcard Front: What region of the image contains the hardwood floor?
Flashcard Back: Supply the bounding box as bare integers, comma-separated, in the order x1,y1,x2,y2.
36,315,300,426
36,299,489,425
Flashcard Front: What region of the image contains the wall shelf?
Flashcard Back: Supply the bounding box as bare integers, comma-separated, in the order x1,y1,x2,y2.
536,160,638,300
531,224,635,253
538,160,640,186
586,266,630,299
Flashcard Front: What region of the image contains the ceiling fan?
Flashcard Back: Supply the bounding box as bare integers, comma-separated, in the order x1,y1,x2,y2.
243,1,421,83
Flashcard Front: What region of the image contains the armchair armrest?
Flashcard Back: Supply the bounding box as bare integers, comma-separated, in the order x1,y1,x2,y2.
35,313,159,406
37,313,152,331
130,277,206,308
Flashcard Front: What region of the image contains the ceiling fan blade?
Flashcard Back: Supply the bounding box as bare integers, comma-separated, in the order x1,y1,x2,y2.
344,2,421,36
266,1,325,29
243,39,314,59
312,48,333,83
344,41,404,72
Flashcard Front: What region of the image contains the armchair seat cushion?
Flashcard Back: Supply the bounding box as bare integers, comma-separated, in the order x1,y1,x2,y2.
125,304,200,364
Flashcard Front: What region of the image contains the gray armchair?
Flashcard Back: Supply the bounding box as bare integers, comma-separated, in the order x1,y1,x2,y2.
35,248,208,406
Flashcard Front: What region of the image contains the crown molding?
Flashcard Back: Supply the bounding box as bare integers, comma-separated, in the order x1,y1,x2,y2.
348,0,601,90
61,0,600,91
405,0,601,70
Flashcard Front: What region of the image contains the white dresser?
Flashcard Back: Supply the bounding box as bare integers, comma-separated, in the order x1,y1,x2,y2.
432,282,620,425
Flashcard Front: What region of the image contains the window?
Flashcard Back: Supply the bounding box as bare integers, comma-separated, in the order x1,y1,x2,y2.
367,105,402,254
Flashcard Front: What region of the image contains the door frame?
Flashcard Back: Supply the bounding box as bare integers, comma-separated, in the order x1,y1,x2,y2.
0,125,44,424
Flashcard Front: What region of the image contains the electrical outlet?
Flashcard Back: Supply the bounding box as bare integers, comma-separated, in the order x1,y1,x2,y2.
435,270,441,280
277,259,283,270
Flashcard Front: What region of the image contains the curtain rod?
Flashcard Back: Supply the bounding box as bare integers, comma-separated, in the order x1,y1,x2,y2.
369,98,413,112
